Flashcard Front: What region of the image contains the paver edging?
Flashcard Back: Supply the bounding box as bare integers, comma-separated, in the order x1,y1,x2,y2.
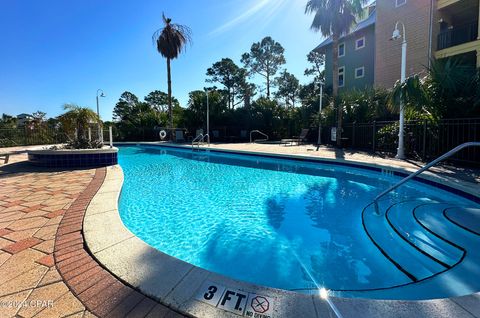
54,166,185,318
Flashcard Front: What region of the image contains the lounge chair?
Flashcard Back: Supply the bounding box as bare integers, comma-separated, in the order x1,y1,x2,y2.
175,130,185,143
0,153,10,164
280,129,310,146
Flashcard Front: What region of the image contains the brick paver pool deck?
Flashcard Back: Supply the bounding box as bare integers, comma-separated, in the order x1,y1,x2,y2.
0,144,478,318
0,155,185,318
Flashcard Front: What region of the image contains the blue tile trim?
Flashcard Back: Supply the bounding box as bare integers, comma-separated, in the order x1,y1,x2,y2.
28,152,117,168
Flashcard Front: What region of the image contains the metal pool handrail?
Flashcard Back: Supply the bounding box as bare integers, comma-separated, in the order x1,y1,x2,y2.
192,134,210,149
250,130,269,143
373,142,480,215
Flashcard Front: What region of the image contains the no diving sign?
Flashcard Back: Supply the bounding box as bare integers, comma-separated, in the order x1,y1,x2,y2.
246,294,273,317
250,296,270,314
195,280,274,317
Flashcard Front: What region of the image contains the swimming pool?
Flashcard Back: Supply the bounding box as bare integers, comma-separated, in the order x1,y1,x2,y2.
118,145,480,300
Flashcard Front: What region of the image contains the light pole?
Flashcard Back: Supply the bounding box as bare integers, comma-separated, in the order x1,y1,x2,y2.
316,80,324,151
391,21,407,159
204,88,210,145
96,89,106,143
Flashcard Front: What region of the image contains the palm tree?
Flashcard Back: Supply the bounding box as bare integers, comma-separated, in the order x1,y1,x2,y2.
389,58,479,119
0,114,17,129
152,14,192,135
59,104,100,141
305,0,366,147
389,75,427,110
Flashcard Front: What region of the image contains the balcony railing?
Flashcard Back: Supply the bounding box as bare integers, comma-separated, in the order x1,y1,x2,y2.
437,21,478,50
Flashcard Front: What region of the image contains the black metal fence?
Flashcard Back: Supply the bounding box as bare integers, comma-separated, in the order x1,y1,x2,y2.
104,126,159,142
0,127,68,147
322,118,480,165
2,119,479,166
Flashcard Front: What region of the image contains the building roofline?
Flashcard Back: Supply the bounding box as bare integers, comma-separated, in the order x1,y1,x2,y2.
312,9,376,53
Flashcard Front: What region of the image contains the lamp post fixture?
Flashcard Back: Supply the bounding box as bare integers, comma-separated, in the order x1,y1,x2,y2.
315,80,324,151
204,88,210,145
96,89,106,143
391,21,407,159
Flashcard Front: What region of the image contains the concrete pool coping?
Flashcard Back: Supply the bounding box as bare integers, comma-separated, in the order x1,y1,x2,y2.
83,146,480,318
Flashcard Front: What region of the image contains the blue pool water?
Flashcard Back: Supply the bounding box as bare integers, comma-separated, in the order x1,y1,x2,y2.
118,145,477,296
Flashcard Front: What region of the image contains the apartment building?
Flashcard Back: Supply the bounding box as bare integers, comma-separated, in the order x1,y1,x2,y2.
313,4,376,92
374,0,435,88
16,113,33,127
314,0,480,91
435,0,480,65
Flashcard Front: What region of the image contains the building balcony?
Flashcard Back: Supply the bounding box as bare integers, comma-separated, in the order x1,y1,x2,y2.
437,0,461,10
437,21,478,50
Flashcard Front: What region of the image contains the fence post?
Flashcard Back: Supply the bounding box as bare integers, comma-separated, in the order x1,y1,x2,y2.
352,122,356,147
109,126,113,148
422,119,427,160
24,127,28,145
372,121,376,153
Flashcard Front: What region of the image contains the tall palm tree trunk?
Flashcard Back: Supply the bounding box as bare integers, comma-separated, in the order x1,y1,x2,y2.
332,34,342,147
167,57,173,139
266,71,270,99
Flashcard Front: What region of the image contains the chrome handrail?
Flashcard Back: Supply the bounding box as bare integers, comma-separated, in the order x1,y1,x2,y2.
192,134,203,149
191,134,210,149
373,142,480,215
250,130,269,143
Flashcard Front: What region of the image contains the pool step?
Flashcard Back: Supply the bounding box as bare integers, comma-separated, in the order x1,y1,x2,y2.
350,202,480,300
414,205,480,247
363,201,446,282
386,201,464,269
444,207,480,236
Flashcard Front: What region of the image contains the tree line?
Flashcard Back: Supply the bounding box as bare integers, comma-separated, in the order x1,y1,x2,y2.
112,35,329,140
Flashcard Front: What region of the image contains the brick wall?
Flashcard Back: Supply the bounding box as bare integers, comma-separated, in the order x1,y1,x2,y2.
374,0,435,88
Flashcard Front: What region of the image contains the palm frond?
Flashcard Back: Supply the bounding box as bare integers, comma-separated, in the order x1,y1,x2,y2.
152,13,192,60
388,75,428,112
428,58,475,95
306,0,368,37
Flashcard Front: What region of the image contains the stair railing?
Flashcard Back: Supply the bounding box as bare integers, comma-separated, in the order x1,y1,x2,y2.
373,142,480,215
250,130,269,143
192,134,209,149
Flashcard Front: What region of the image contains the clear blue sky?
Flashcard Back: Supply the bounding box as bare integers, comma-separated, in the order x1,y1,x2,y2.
0,0,323,120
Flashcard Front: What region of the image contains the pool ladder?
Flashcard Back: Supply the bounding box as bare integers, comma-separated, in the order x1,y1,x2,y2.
372,142,480,216
250,130,269,143
192,134,210,149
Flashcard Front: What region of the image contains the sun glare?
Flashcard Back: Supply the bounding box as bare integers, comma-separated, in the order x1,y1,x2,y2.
208,0,288,37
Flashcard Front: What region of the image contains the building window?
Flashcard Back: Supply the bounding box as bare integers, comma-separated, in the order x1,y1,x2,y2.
338,66,345,87
355,67,365,79
396,0,406,7
355,37,365,50
338,43,345,57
